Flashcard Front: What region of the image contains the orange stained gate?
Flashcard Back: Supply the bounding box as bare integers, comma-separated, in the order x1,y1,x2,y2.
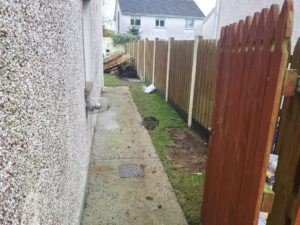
201,1,294,225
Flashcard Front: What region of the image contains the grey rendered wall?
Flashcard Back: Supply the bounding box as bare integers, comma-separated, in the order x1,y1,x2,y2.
0,0,102,224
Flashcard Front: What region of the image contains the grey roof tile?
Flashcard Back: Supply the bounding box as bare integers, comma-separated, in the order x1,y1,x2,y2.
118,0,205,19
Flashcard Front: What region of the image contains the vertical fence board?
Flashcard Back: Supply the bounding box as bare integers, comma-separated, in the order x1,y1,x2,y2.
154,40,169,96
145,41,154,83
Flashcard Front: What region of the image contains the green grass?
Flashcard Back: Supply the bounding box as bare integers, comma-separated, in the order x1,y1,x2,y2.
104,73,126,86
104,73,204,225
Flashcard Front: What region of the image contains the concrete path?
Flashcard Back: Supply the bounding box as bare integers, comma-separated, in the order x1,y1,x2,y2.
81,86,188,225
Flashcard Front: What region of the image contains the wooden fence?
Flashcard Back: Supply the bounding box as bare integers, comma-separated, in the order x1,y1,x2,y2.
125,38,217,136
202,1,294,225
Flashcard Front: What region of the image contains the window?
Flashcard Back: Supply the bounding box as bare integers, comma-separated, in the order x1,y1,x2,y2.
130,16,141,26
155,18,165,28
185,19,195,29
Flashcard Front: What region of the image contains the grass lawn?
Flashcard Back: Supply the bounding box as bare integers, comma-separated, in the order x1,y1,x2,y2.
104,73,205,225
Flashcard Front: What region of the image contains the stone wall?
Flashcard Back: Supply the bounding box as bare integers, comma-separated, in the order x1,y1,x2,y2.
0,0,102,224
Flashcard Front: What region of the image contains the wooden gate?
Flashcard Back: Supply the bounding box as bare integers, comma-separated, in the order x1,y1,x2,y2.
202,1,293,225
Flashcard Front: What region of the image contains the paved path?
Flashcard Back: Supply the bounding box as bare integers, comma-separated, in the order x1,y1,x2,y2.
81,86,188,225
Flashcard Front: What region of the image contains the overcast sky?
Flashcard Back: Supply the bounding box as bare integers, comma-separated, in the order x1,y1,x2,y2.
103,0,216,29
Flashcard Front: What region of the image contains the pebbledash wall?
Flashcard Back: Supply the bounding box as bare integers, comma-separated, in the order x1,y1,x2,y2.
0,0,103,224
202,0,300,50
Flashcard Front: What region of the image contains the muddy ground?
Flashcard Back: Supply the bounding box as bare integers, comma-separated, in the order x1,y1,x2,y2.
165,128,208,173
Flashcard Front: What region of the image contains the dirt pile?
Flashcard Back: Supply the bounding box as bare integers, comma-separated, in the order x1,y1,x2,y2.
165,128,208,173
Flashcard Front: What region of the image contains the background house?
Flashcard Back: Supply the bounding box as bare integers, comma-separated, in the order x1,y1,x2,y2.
202,0,300,50
114,0,205,40
1,0,103,224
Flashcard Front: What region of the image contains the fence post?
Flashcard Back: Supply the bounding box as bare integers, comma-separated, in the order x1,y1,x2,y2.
137,41,140,77
152,38,158,84
188,36,201,127
144,38,147,81
165,37,173,102
132,41,135,59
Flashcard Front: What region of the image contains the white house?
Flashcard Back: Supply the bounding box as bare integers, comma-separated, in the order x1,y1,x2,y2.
202,0,300,50
114,0,205,40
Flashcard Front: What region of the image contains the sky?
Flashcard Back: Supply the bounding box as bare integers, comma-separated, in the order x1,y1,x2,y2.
103,0,217,30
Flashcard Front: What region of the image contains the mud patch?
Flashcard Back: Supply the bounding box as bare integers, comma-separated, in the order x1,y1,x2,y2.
141,116,159,130
165,128,208,173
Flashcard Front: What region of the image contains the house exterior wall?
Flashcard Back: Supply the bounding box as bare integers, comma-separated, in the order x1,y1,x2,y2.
202,9,217,39
215,0,300,50
103,37,125,54
115,3,203,40
0,0,102,224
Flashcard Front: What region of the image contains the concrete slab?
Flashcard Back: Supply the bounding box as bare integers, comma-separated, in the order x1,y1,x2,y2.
118,164,145,178
81,86,187,225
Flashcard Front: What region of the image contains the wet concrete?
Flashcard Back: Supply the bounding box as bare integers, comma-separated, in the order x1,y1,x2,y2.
81,86,187,225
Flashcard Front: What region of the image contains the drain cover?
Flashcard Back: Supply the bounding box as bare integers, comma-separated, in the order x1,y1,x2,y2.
141,116,159,130
118,164,144,178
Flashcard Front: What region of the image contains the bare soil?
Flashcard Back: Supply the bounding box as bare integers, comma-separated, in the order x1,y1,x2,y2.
165,128,208,173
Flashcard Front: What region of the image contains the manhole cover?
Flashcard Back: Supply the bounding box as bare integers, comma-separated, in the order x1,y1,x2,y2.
141,116,159,130
118,164,144,178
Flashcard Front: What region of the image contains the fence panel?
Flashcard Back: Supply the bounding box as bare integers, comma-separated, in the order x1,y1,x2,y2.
154,40,169,96
138,41,144,77
168,40,194,118
192,39,217,130
145,41,154,83
202,1,293,225
268,38,300,225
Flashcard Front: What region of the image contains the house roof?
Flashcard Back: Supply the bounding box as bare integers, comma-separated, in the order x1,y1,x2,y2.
118,0,205,19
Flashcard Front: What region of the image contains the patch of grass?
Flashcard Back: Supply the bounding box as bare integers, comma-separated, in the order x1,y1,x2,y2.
104,73,126,86
104,73,204,225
